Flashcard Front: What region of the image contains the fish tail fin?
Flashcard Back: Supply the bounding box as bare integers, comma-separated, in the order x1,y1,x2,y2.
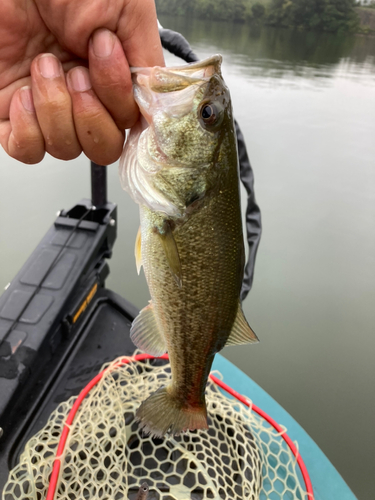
136,387,208,437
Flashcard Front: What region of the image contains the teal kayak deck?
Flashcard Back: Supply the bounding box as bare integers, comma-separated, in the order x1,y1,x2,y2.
212,355,356,500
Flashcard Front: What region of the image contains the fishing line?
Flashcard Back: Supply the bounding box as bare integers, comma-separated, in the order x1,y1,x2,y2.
0,207,93,350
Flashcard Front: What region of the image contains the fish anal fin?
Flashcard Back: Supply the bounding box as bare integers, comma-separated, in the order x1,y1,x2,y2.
135,226,142,275
225,303,259,347
130,302,167,357
157,223,182,288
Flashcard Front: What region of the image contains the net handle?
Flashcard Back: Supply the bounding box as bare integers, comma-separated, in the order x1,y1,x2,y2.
46,354,314,500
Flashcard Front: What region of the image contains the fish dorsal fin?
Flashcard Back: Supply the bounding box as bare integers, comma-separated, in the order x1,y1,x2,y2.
157,223,182,288
130,302,167,357
226,303,259,346
135,226,142,275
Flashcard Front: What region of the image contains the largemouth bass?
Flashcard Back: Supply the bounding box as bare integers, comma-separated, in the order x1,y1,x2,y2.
119,55,258,437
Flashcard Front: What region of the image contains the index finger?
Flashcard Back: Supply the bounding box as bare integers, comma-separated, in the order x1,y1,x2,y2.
88,29,139,130
88,2,165,130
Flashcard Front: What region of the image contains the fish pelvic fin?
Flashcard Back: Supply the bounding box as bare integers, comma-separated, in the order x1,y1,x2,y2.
135,226,142,275
136,387,208,438
225,302,259,347
130,302,167,357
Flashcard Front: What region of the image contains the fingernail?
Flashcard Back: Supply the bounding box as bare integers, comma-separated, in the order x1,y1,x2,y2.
70,67,92,92
92,29,115,58
20,86,35,112
38,54,61,78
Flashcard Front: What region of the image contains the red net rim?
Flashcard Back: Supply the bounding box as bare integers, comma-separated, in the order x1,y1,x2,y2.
45,353,314,500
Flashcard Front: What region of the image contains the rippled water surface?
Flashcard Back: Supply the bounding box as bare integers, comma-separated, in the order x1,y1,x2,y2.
0,17,374,499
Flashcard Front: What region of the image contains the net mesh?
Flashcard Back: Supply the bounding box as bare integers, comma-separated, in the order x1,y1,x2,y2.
2,357,306,500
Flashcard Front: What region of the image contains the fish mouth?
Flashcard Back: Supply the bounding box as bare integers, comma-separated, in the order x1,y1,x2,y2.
131,55,223,124
131,55,222,93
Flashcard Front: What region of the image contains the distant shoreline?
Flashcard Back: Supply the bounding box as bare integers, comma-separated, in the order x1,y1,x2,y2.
156,5,375,36
355,7,375,33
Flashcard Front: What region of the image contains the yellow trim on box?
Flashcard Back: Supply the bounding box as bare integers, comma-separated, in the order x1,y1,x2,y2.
72,283,98,324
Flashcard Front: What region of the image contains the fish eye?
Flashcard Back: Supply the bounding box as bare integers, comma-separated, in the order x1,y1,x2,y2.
202,104,215,122
199,101,223,129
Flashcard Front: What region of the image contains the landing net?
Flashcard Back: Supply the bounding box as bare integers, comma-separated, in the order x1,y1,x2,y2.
2,355,311,500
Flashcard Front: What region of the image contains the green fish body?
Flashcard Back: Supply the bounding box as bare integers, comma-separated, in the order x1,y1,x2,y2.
119,55,258,437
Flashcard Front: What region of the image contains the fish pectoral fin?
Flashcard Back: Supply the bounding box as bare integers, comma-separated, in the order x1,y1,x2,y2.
130,302,167,357
157,223,182,288
135,226,142,275
225,303,259,346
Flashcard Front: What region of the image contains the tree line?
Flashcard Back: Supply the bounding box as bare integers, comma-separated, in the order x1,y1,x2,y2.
155,0,360,33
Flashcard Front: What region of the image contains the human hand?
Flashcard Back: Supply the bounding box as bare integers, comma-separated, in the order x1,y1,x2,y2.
0,0,164,165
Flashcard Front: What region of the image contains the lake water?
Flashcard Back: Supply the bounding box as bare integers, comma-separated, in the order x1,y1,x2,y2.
0,16,374,498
